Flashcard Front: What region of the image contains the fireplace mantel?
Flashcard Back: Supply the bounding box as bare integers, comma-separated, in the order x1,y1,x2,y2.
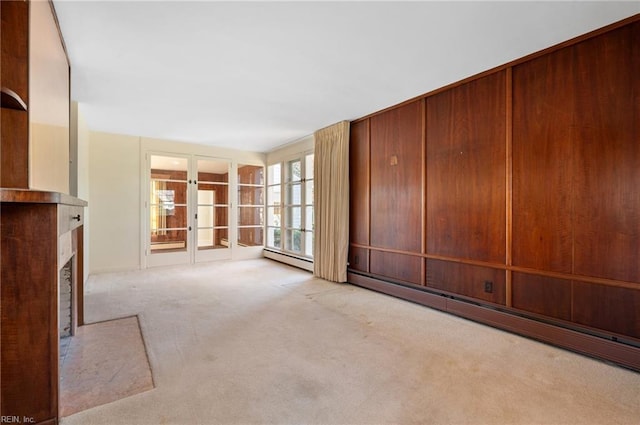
1,188,87,424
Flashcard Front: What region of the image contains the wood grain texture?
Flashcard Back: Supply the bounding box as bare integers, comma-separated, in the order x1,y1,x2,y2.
349,119,370,246
572,23,640,283
426,259,506,305
573,281,640,339
426,71,506,263
1,110,30,188
348,245,369,273
370,101,422,252
370,250,421,285
512,44,575,273
0,1,29,103
0,189,87,206
1,204,58,422
512,273,572,321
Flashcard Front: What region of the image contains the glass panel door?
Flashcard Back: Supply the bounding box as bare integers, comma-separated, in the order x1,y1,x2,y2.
237,164,265,258
195,157,231,262
147,154,190,267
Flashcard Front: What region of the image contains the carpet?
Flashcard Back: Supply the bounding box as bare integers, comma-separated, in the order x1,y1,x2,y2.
60,259,640,424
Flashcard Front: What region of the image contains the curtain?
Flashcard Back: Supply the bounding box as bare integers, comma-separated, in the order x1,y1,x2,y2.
313,121,350,282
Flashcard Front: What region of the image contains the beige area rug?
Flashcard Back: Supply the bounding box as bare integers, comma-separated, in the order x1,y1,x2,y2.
60,316,154,417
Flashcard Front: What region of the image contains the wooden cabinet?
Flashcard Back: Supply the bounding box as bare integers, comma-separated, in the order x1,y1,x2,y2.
1,0,30,188
1,190,87,425
347,15,640,371
1,1,84,423
1,0,70,192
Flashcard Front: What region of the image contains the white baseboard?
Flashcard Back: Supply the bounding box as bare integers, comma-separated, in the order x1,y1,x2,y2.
263,249,314,272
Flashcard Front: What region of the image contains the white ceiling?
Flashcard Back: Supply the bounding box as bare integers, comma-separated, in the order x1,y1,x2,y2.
53,1,639,153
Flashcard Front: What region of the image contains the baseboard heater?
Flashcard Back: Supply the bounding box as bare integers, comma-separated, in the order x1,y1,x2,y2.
348,270,640,372
263,249,313,272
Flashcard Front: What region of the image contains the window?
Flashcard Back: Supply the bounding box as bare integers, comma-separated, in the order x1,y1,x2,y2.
267,153,314,259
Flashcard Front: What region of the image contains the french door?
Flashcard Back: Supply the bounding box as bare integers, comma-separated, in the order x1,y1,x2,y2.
145,154,232,267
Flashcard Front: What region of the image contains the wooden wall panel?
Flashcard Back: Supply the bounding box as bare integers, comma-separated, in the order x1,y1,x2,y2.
370,251,421,285
512,45,575,273
572,23,640,283
426,259,506,305
573,281,640,339
348,246,369,273
349,119,370,246
426,71,506,263
512,273,572,321
348,15,640,369
370,101,422,252
1,1,30,188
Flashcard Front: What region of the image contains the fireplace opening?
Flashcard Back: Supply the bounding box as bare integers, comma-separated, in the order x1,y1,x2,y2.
60,259,73,365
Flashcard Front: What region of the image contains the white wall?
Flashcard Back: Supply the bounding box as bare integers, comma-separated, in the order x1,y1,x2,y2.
87,132,266,273
266,134,314,164
89,131,141,273
29,0,70,194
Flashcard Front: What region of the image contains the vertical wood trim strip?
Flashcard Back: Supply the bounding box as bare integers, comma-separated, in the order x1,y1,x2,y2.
505,67,514,307
421,98,427,285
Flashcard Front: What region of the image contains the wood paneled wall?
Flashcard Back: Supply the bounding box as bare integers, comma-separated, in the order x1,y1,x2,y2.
349,16,640,351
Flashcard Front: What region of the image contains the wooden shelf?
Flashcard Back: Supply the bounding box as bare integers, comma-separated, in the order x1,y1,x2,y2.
1,87,27,111
0,189,87,207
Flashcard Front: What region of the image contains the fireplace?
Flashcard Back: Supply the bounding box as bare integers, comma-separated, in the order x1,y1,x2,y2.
60,260,73,338
60,259,74,366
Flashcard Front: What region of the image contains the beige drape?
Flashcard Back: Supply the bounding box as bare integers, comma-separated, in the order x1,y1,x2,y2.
313,121,350,282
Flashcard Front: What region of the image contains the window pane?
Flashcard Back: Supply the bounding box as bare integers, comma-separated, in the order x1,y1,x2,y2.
198,228,214,249
305,154,314,180
150,229,188,254
285,229,302,252
267,227,281,249
305,206,314,230
197,205,214,228
304,230,313,256
287,159,301,182
305,180,313,205
267,186,281,206
212,228,229,249
267,207,281,227
238,186,264,205
286,183,301,205
268,163,281,185
214,206,228,227
161,205,187,229
286,206,301,228
197,159,229,183
151,155,188,174
238,207,264,226
238,228,263,246
238,164,264,185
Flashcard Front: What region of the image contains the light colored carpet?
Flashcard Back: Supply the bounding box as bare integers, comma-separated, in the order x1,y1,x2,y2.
60,316,154,417
61,259,640,425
